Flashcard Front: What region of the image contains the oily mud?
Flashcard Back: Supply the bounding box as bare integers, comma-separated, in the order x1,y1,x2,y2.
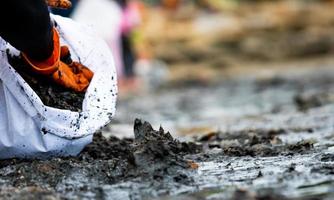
1,116,333,200
7,54,84,112
0,119,201,199
3,63,334,199
109,63,334,199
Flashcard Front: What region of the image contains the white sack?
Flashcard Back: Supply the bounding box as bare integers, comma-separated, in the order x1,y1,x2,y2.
0,15,118,159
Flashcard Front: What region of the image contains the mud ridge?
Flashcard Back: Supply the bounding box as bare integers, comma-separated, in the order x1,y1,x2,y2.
0,119,201,199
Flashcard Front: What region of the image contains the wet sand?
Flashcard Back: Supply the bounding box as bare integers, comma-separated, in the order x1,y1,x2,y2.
2,1,334,199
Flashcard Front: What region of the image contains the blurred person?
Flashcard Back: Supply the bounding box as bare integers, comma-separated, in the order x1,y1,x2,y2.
72,0,124,78
116,0,141,83
73,0,142,94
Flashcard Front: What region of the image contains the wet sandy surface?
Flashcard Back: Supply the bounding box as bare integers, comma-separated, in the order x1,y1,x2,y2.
2,1,334,199
111,62,334,199
2,61,334,199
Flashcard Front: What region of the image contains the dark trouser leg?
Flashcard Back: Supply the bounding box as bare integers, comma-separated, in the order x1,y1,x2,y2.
0,0,53,61
121,35,136,78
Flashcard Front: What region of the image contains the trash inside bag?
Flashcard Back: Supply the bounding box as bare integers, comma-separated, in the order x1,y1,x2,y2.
0,15,118,159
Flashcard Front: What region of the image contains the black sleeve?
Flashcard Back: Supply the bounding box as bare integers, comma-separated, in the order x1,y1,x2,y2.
0,0,54,61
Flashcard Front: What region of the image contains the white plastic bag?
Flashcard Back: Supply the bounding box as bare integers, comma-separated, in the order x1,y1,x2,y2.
0,15,118,159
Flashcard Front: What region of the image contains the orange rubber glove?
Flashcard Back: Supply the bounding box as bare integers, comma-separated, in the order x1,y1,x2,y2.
22,28,94,92
46,0,72,9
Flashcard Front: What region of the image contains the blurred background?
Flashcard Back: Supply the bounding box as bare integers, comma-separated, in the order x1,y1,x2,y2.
53,0,334,138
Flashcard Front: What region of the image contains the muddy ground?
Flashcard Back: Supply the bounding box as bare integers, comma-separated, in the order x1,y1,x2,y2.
2,59,334,199
3,1,334,199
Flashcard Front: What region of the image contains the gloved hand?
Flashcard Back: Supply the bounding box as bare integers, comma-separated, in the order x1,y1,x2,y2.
46,0,72,9
22,28,94,92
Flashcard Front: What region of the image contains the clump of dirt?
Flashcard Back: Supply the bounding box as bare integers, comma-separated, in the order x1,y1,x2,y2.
0,187,60,200
132,119,202,171
7,54,85,112
287,140,314,153
311,164,334,175
81,132,134,161
198,129,286,142
230,189,288,200
319,154,334,162
173,188,290,200
221,144,278,157
294,91,334,111
196,129,314,158
220,140,314,157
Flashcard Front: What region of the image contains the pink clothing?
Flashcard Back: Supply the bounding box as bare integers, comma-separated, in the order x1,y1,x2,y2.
121,1,141,35
72,0,141,79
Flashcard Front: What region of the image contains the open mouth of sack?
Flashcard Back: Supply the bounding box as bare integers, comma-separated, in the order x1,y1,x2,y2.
7,54,85,112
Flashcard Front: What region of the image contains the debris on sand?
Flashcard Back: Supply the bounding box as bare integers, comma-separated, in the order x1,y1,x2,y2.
220,139,314,157
0,186,60,200
311,164,334,175
294,91,334,111
230,189,288,200
132,119,202,171
197,129,314,158
80,132,134,161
